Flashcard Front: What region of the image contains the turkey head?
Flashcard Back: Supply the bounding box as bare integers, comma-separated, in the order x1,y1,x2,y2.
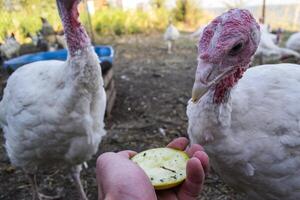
192,9,261,103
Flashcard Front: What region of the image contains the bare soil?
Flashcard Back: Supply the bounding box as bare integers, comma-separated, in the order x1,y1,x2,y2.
0,34,245,200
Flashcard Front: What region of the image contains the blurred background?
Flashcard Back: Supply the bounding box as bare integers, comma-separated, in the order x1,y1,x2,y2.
1,0,299,42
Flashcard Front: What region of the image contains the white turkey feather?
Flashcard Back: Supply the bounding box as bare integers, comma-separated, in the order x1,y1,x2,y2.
255,30,300,63
188,64,300,200
0,47,106,171
0,1,106,199
286,32,300,53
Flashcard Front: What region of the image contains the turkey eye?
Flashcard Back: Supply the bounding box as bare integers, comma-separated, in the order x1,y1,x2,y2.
229,42,244,56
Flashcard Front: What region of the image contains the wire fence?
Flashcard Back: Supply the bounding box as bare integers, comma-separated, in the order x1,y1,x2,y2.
208,3,300,32
256,3,300,31
1,0,300,43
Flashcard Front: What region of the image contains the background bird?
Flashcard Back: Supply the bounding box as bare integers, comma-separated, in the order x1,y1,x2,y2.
275,27,283,45
164,19,180,54
0,0,106,199
27,32,49,52
254,24,300,64
40,17,57,51
0,42,4,65
40,17,67,51
55,34,67,49
286,32,300,53
187,9,300,200
0,33,20,59
259,23,277,43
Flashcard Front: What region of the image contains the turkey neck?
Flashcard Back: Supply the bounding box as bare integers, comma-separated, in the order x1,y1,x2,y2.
202,66,247,135
56,0,90,57
56,0,102,92
199,89,232,144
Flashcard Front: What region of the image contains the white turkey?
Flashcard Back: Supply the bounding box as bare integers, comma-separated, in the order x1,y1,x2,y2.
0,33,20,59
164,20,180,54
259,23,276,43
255,35,300,63
187,9,300,200
286,32,300,53
0,0,106,199
255,24,300,63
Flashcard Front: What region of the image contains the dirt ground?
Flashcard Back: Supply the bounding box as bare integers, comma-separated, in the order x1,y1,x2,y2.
0,34,248,200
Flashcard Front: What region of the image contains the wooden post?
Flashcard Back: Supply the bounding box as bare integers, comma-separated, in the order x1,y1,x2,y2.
261,0,266,24
293,5,300,30
84,0,95,44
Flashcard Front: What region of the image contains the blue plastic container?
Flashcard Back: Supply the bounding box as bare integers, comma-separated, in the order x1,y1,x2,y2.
3,45,114,72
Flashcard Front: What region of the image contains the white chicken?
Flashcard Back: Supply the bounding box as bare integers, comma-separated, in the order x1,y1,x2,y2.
286,32,300,53
164,20,180,54
187,9,300,200
0,0,106,199
27,32,49,51
0,33,20,59
40,17,58,51
255,25,300,63
40,17,67,51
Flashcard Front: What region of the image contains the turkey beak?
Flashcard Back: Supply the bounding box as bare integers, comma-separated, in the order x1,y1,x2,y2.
191,60,214,103
191,61,234,103
192,82,209,103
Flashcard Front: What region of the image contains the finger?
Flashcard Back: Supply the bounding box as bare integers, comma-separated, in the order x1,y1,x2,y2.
96,152,116,169
117,150,137,159
185,144,204,157
177,158,205,200
97,182,104,200
166,137,189,150
156,190,177,200
96,153,117,198
96,151,135,171
193,151,210,176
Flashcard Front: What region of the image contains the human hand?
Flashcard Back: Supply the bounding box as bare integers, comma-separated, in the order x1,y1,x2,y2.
96,137,209,200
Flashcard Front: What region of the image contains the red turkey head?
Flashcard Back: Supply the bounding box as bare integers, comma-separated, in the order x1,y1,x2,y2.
192,9,260,103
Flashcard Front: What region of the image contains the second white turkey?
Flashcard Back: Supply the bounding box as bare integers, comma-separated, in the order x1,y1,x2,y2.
188,9,300,200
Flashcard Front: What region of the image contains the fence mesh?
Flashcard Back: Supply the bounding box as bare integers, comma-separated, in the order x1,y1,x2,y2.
0,0,300,43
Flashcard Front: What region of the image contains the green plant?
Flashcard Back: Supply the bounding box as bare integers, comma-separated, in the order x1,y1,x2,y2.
92,7,170,36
